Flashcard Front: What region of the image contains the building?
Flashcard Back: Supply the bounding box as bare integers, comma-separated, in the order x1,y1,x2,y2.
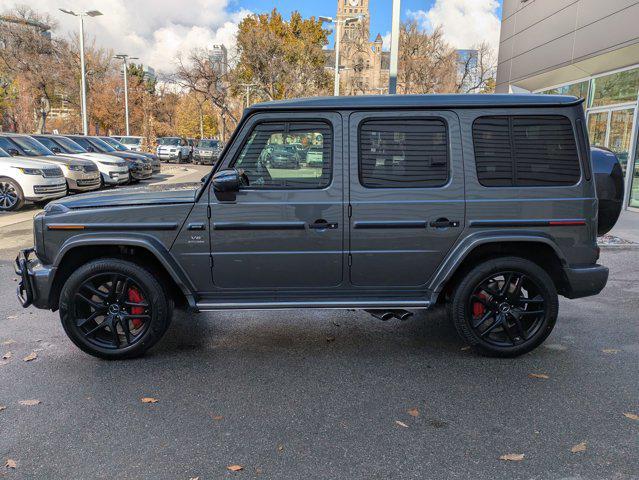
496,0,639,210
324,0,390,95
142,65,156,84
210,44,228,77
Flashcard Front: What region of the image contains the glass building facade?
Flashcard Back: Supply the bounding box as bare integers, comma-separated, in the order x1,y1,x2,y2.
539,66,639,209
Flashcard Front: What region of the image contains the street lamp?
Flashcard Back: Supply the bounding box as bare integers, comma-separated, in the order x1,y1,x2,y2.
319,14,365,96
59,8,103,135
388,0,401,94
114,54,139,136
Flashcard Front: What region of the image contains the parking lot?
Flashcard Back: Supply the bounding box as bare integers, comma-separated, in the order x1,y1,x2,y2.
0,167,638,479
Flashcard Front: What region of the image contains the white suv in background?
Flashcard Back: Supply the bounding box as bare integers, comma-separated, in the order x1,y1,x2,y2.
32,134,129,187
156,137,191,163
118,136,144,152
0,147,67,211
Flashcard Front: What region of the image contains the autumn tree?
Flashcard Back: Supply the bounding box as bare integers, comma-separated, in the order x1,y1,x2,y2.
455,42,497,93
233,9,332,101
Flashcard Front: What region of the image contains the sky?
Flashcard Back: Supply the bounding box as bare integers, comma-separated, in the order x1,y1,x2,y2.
1,0,503,73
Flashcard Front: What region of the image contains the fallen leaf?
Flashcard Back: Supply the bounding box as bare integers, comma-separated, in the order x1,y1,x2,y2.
571,442,587,453
395,420,409,428
2,352,11,360
528,373,549,379
0,405,6,412
499,453,524,461
141,397,159,404
6,316,17,320
1,340,16,346
326,336,336,343
23,352,37,362
623,413,639,421
602,349,620,354
19,399,41,406
227,465,243,472
277,445,284,452
407,408,420,417
5,459,17,469
212,415,224,421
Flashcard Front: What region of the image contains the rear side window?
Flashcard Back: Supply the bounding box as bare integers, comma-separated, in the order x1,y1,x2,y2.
473,115,581,187
359,119,449,188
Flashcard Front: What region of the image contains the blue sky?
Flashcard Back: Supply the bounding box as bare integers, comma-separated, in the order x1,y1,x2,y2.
232,0,503,49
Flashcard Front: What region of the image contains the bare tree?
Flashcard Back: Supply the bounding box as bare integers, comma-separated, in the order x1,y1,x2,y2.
455,42,497,94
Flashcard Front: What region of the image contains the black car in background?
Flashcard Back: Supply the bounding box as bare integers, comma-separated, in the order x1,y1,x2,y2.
193,139,223,165
267,145,301,169
65,135,152,183
100,136,161,174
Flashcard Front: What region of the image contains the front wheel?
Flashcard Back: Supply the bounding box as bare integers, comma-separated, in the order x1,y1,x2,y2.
59,258,172,360
448,257,558,357
0,177,25,211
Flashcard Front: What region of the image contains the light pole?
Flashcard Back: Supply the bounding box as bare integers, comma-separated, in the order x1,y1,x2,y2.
388,0,401,94
114,54,139,136
59,8,103,135
319,14,365,96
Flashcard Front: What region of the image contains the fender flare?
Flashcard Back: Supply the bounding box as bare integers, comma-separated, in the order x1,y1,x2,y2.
52,233,197,308
428,231,568,298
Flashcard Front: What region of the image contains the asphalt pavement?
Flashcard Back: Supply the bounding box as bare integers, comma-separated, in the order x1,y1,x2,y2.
0,169,637,479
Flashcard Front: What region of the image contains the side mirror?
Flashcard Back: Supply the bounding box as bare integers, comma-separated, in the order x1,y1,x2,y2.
211,168,248,192
51,147,61,154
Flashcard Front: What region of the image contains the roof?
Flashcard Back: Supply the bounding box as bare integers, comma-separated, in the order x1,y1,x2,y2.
248,94,583,112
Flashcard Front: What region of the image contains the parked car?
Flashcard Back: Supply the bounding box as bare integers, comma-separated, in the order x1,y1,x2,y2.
117,136,144,152
267,144,301,169
111,136,122,142
305,146,324,168
100,137,161,174
193,139,223,165
0,146,67,211
32,134,129,187
0,134,101,193
156,137,191,163
65,135,152,183
15,94,621,360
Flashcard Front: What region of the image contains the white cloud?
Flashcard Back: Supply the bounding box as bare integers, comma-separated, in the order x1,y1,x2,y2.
408,0,500,52
4,0,251,73
381,31,391,52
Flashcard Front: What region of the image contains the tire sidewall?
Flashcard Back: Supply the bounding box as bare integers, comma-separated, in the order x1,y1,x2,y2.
450,257,559,357
59,259,170,360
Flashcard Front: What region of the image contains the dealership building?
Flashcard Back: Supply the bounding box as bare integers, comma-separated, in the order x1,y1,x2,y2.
496,0,639,211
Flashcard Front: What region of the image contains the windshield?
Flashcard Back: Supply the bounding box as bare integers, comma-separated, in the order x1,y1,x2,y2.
120,137,142,145
197,140,220,148
101,137,127,151
87,137,116,152
10,136,53,156
159,137,180,146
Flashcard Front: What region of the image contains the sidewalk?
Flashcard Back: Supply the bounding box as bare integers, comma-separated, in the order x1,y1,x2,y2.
609,209,639,243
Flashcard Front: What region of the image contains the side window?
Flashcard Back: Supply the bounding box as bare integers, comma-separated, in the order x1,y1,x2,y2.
359,119,449,188
473,115,581,187
34,137,57,151
233,121,332,189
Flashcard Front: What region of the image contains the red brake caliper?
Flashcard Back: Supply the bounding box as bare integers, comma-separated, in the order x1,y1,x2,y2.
127,287,145,329
473,292,487,319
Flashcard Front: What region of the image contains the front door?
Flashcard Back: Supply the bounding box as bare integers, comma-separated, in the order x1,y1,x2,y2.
348,111,465,287
208,112,344,290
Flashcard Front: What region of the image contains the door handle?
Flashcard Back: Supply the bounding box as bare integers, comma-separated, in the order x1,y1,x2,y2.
430,218,460,229
308,219,338,230
187,223,206,231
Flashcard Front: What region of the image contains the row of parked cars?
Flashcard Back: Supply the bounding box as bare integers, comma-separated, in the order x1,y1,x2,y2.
0,133,161,212
113,135,223,165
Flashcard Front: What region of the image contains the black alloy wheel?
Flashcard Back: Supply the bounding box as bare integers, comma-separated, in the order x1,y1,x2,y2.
449,257,558,357
60,259,172,359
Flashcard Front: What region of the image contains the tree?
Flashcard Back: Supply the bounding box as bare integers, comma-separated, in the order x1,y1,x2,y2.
175,92,217,138
455,42,497,94
233,9,332,101
398,21,457,94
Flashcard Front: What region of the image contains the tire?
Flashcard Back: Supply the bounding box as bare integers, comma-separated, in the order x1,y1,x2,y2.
59,258,173,360
448,256,558,358
0,177,25,211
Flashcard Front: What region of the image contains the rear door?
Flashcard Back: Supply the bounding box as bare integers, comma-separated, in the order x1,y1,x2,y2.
348,110,465,287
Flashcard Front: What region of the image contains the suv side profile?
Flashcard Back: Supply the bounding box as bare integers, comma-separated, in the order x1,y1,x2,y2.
15,95,619,360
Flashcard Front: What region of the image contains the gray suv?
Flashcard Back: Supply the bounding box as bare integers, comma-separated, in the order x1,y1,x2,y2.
15,95,621,360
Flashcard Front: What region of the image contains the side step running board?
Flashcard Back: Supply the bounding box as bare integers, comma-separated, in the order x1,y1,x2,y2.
196,300,431,312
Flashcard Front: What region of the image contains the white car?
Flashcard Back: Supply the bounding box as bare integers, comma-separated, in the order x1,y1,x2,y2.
32,134,129,187
118,136,144,152
156,137,191,163
0,147,67,211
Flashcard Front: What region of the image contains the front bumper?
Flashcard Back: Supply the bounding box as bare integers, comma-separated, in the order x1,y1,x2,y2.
25,182,67,202
562,264,609,299
157,151,179,161
67,175,101,191
15,248,55,309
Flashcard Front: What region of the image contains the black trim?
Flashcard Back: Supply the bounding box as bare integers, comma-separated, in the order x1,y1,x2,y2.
213,221,306,231
47,223,179,231
354,220,427,229
470,219,586,228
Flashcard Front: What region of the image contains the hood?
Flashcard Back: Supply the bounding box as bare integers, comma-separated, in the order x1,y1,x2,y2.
63,152,125,165
34,154,89,167
49,182,200,209
3,155,64,169
105,151,150,162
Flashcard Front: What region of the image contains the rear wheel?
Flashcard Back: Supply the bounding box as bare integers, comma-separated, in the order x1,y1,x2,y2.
0,177,25,211
448,257,558,357
59,259,172,360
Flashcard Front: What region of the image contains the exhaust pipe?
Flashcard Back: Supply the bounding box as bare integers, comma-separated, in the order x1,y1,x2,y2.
365,309,395,321
390,309,413,321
